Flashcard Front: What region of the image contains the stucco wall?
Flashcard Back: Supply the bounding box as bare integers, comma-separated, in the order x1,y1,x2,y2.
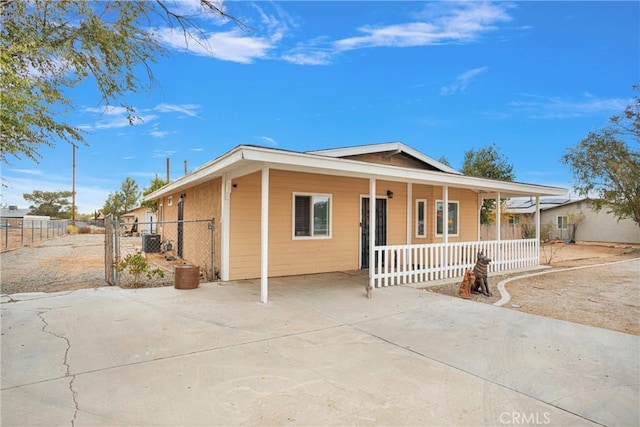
228,170,480,280
156,178,222,277
541,201,640,244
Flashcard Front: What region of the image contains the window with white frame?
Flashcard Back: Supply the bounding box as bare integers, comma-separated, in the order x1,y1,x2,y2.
293,193,331,238
436,200,459,236
557,215,568,230
416,199,427,238
167,196,173,206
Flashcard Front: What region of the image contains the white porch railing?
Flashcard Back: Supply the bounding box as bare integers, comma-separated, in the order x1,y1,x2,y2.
373,239,538,287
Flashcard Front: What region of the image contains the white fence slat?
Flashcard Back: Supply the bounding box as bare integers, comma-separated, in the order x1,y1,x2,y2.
372,239,538,287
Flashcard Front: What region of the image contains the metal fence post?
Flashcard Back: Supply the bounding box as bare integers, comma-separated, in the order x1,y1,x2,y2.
114,218,120,286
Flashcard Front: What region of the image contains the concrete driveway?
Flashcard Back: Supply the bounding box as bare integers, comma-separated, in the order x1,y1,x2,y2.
1,272,638,426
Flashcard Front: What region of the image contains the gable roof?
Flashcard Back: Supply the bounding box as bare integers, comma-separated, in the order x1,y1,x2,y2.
506,197,574,214
145,144,567,201
307,141,461,175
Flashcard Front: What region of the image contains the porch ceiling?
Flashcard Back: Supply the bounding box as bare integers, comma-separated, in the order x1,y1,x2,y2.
145,145,567,201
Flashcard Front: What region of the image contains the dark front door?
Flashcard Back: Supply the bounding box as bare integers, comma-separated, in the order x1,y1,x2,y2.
361,197,387,269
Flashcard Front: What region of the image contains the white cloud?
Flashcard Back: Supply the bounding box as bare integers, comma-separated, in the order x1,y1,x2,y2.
282,49,333,66
78,105,158,131
78,103,201,132
154,103,200,118
257,136,278,146
440,66,488,95
155,27,275,63
10,169,43,176
509,94,631,119
152,150,177,158
148,130,170,138
334,2,512,51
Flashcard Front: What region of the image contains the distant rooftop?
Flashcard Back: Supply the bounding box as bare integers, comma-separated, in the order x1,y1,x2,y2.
505,197,577,214
0,206,31,218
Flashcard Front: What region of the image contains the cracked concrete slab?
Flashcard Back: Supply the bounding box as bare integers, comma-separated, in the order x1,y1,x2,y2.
1,273,638,426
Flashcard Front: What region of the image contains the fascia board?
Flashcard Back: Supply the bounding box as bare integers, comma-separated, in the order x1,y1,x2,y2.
308,141,462,175
307,142,401,157
143,148,245,201
145,145,567,201
242,146,567,197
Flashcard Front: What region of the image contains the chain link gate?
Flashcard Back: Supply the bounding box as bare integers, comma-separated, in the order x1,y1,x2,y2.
105,217,215,287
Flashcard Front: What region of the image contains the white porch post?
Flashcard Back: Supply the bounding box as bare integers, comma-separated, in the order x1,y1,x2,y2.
535,195,541,264
406,183,413,245
443,185,449,278
477,194,483,241
369,178,376,290
260,167,269,303
495,192,501,241
221,173,231,281
496,191,501,270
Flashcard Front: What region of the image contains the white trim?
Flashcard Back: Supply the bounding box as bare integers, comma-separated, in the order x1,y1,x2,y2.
145,145,568,202
220,174,231,281
261,168,269,303
535,196,540,262
406,183,413,244
292,192,333,240
435,199,460,237
369,179,376,290
307,141,462,175
167,196,173,206
415,199,427,238
556,215,568,230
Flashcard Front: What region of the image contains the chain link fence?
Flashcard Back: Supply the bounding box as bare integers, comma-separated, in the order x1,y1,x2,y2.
0,218,70,252
105,217,215,287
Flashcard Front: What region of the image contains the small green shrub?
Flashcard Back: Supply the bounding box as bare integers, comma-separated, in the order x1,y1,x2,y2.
116,253,164,287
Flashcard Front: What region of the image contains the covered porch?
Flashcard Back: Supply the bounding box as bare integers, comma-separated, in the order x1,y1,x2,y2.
367,180,545,289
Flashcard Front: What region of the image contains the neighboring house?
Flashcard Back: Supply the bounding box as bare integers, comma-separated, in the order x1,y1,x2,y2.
123,206,157,234
145,142,567,302
505,197,573,221
540,199,640,244
0,206,30,225
0,206,50,227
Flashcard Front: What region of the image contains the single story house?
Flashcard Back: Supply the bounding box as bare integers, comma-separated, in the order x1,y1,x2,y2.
145,142,567,302
122,206,157,234
539,198,640,244
0,206,50,228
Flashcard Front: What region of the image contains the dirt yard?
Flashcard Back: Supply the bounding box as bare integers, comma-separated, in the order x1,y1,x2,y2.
429,242,640,335
0,234,107,294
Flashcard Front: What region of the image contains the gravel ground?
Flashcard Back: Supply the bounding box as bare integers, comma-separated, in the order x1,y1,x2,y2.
0,234,107,294
428,242,640,335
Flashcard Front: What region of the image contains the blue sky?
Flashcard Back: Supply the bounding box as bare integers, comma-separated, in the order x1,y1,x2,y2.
2,1,639,214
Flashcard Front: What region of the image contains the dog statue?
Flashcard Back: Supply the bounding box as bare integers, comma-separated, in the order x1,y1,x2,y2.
471,251,492,297
458,269,475,299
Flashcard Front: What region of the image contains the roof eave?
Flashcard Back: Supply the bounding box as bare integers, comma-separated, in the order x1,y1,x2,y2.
145,145,568,201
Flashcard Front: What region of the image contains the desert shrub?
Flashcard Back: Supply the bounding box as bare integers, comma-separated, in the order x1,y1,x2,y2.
115,252,164,288
66,225,78,234
77,226,92,234
521,223,536,239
